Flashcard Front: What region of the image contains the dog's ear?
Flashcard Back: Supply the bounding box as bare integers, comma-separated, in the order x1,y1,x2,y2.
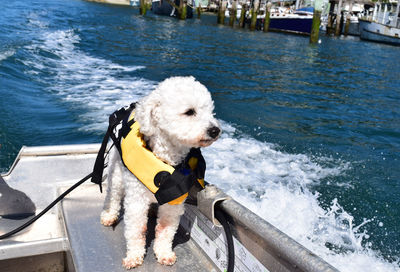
134,92,160,137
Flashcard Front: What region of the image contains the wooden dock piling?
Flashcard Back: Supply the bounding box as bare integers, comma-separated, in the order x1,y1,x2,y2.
250,0,259,31
218,0,227,24
343,1,353,36
326,1,335,35
239,3,246,28
165,0,188,19
335,0,343,36
344,14,350,35
197,6,201,18
139,0,147,15
194,0,201,18
179,0,187,20
310,0,323,43
229,0,237,27
263,2,272,32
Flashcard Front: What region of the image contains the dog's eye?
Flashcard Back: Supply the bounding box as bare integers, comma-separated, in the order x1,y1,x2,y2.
184,108,196,116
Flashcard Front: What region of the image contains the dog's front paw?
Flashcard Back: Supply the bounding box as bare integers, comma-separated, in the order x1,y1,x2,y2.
100,210,118,226
155,251,177,266
122,255,144,269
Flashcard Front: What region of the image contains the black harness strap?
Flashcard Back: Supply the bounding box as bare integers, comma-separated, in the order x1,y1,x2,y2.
155,171,196,204
91,128,111,193
186,148,206,180
91,103,135,192
154,148,206,205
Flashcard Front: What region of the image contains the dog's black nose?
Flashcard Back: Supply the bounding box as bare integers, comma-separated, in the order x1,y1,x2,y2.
207,126,221,139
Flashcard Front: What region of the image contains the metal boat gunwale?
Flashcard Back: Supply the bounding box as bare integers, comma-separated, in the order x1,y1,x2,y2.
1,144,101,178
362,26,400,39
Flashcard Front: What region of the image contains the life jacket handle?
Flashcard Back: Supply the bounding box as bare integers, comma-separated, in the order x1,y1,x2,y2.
91,103,136,192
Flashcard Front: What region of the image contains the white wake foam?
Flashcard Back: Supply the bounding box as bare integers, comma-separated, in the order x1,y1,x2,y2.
23,28,155,131
204,122,399,272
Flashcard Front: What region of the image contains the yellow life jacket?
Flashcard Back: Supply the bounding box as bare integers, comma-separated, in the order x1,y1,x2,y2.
91,103,205,205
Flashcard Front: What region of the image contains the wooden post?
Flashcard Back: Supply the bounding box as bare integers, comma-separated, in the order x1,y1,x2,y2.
139,0,147,15
197,6,202,18
239,3,246,28
310,12,321,43
250,0,259,31
263,2,272,32
326,15,332,35
179,0,187,20
344,13,350,35
218,0,227,24
229,0,238,26
310,0,323,43
194,0,201,18
335,0,343,36
344,1,353,36
326,1,335,35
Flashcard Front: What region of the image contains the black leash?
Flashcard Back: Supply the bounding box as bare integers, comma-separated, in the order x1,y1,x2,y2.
185,198,235,272
215,207,235,272
1,179,235,272
1,146,235,271
0,142,114,240
0,177,235,272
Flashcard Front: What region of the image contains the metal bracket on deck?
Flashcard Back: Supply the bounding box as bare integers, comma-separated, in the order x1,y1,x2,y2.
197,185,230,227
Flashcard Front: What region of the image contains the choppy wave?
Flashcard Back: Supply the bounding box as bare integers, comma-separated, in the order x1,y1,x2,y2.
19,19,399,271
27,11,49,29
204,122,399,271
0,49,16,62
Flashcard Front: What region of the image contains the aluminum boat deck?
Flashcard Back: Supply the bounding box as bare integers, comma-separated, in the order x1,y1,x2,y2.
0,144,339,272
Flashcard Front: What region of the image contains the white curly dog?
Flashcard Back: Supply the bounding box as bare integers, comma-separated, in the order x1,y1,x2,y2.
100,76,221,269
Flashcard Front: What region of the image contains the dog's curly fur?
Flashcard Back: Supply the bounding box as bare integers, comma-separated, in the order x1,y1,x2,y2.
100,76,221,269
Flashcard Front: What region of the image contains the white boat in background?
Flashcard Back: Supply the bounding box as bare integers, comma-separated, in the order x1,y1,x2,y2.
151,0,194,18
268,6,314,35
224,2,244,19
130,0,140,6
359,0,400,45
224,0,314,35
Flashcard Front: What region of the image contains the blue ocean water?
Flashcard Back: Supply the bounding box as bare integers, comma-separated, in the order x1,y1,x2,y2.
0,0,399,270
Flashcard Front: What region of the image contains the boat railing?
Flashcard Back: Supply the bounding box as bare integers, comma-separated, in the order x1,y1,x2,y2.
215,189,339,272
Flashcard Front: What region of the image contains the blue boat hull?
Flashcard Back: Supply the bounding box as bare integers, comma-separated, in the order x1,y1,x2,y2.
269,17,313,35
151,0,193,18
